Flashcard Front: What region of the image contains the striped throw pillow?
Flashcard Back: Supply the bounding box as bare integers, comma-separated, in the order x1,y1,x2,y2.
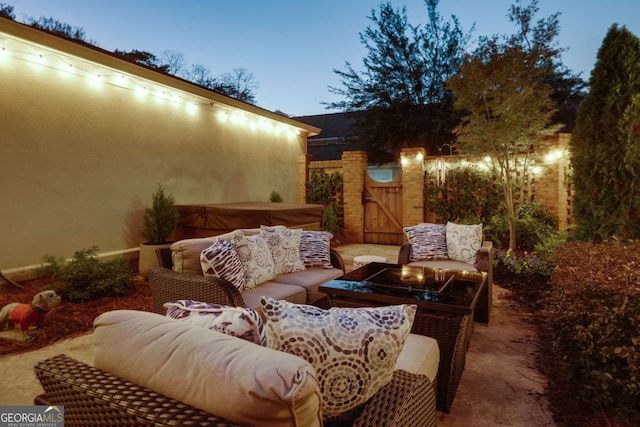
299,231,333,269
200,239,247,291
403,223,449,262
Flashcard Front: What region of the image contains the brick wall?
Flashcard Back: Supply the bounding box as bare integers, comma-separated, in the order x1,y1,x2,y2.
299,133,572,243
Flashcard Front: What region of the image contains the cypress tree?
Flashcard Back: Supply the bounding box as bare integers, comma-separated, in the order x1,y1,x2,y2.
571,25,640,241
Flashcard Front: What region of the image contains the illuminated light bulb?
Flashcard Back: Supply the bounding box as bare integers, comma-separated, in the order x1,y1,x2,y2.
401,156,409,167
217,110,228,121
416,152,424,162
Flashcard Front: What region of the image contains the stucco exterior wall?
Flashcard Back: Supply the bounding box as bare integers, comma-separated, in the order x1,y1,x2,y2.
0,20,316,272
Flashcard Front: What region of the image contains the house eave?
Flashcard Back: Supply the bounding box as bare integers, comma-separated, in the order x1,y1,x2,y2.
0,17,321,137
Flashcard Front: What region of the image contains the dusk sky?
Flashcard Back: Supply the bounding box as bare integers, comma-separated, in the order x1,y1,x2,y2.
11,0,640,116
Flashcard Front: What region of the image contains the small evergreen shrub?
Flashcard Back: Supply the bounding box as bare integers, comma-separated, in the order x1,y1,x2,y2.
269,190,283,202
142,185,179,244
37,246,134,303
543,240,640,425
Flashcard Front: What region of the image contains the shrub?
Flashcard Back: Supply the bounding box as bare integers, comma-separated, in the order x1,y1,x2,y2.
306,170,344,233
424,166,502,224
485,201,558,250
494,249,555,276
37,246,134,303
142,185,179,244
543,240,640,425
269,190,283,202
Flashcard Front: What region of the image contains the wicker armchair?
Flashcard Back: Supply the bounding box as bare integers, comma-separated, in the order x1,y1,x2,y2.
35,354,437,427
397,240,494,324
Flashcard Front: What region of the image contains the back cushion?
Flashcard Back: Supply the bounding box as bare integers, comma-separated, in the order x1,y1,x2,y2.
93,310,322,427
170,229,260,275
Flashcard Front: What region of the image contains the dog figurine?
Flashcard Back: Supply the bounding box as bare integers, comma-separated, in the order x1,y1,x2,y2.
0,290,61,340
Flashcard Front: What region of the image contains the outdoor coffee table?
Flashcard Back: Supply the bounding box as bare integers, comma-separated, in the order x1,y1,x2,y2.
319,262,487,413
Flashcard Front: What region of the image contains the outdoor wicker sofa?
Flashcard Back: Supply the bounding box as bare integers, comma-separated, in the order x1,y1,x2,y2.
34,307,439,427
34,355,436,427
149,227,346,314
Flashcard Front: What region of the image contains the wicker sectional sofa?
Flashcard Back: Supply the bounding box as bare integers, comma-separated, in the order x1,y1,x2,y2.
149,227,346,314
34,309,440,426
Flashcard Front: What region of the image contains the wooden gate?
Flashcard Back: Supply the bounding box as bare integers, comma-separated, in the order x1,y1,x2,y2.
363,174,404,244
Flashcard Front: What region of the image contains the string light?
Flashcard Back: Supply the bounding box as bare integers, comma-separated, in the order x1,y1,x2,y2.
0,32,306,138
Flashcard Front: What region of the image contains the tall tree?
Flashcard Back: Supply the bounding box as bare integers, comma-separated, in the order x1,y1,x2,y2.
327,0,471,164
571,25,640,241
446,0,559,250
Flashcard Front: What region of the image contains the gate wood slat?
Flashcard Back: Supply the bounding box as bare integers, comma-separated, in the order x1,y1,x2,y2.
364,174,403,244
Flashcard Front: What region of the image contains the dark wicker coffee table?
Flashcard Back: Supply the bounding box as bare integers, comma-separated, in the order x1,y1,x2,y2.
319,262,487,413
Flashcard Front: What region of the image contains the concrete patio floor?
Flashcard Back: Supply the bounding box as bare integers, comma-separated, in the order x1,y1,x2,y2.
0,243,555,426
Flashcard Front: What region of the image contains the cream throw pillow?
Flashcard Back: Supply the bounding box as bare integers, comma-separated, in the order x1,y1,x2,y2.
446,222,482,265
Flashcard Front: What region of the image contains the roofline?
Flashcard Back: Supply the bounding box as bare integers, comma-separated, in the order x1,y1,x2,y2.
0,18,320,136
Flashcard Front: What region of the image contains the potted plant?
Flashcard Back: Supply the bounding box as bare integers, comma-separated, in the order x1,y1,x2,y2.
138,185,179,278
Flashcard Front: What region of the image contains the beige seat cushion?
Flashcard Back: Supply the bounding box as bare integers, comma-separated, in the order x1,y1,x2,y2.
272,268,343,304
93,310,322,427
395,333,440,382
241,281,307,309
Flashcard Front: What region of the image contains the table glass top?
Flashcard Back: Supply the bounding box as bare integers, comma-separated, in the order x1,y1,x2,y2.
321,263,485,309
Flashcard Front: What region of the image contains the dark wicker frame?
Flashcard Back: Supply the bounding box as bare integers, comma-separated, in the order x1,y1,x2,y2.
398,240,494,323
148,247,346,315
35,354,437,427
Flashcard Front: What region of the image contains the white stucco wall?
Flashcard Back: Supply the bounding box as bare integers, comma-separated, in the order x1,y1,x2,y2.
0,20,317,272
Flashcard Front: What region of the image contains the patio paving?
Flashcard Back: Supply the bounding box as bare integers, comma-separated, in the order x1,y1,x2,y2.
0,243,555,425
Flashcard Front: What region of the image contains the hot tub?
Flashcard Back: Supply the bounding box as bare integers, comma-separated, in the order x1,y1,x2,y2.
175,202,324,239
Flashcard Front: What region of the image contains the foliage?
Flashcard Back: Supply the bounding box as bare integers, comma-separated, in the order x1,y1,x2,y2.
0,2,15,20
424,165,502,224
142,185,179,244
494,249,554,276
269,190,283,202
25,16,89,42
570,25,640,242
306,170,344,233
37,246,134,303
446,0,562,250
322,206,341,236
485,201,557,250
327,0,472,164
541,240,640,425
113,49,259,104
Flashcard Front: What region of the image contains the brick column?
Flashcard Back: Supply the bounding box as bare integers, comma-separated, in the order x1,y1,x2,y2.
341,151,367,243
401,147,426,233
296,154,311,204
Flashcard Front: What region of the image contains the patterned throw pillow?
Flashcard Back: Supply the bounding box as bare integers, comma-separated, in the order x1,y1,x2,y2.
260,297,416,418
200,239,247,291
403,223,449,262
164,300,267,347
164,300,266,346
260,226,306,275
299,231,333,269
231,233,276,288
446,221,482,265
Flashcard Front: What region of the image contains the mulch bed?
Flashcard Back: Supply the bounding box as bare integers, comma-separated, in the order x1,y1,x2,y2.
0,276,153,355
